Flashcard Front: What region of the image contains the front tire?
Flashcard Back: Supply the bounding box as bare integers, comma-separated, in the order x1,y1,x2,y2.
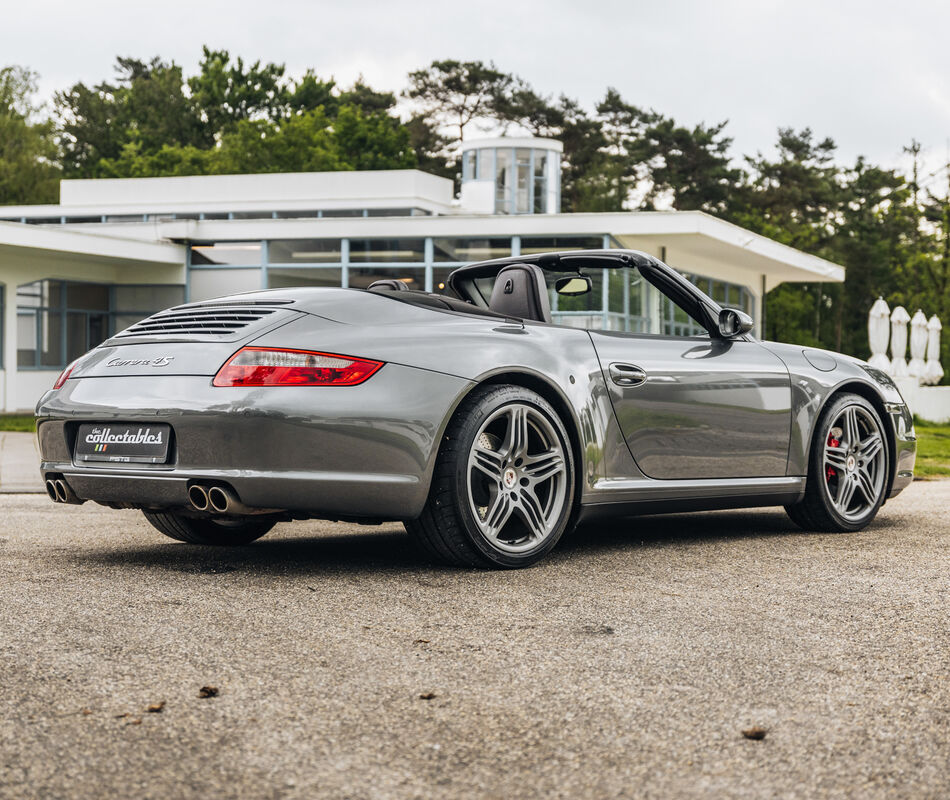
143,510,276,545
785,393,889,532
406,384,576,569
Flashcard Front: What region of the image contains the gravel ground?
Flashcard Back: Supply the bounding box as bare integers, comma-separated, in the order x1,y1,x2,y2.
0,482,947,799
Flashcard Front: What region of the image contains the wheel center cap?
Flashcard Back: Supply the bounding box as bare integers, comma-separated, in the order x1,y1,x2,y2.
503,468,517,488
846,454,856,472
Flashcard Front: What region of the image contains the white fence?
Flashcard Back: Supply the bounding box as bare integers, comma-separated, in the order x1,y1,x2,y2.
868,298,947,422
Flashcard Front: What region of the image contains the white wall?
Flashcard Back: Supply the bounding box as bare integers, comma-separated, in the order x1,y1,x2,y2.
896,378,950,423
16,371,58,413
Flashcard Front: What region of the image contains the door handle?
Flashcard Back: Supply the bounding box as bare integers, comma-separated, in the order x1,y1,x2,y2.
608,363,647,387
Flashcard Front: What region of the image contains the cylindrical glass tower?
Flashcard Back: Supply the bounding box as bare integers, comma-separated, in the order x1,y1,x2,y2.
460,137,563,215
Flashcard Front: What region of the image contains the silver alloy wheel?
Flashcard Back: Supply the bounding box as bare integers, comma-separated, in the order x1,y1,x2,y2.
466,403,569,554
822,404,887,522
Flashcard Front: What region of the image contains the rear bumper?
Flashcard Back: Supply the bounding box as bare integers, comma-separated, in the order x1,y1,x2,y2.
36,365,471,519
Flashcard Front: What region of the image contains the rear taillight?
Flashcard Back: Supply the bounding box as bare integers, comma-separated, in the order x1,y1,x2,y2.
53,359,80,390
213,347,384,387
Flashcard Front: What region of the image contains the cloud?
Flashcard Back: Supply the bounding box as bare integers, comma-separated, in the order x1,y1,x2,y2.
5,0,948,172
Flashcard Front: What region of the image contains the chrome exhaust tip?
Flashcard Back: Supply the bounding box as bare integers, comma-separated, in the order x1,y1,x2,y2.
188,484,210,512
45,479,60,502
207,486,231,514
53,479,69,503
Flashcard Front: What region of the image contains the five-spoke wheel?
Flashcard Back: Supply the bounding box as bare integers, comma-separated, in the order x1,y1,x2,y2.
467,403,569,553
786,393,890,532
406,384,575,568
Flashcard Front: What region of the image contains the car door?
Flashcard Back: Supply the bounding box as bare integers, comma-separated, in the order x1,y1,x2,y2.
590,330,792,479
580,261,791,481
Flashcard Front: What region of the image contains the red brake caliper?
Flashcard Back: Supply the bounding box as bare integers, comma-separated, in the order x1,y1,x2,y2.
826,433,841,482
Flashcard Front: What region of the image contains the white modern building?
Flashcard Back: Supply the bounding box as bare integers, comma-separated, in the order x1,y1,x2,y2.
0,136,844,412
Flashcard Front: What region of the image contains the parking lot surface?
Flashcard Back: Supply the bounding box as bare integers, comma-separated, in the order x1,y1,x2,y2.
0,482,948,799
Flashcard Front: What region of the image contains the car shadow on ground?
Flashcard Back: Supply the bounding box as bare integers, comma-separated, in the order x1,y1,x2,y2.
65,507,899,578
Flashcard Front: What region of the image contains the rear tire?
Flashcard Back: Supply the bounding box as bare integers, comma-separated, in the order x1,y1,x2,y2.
406,384,576,569
785,392,889,532
143,510,276,545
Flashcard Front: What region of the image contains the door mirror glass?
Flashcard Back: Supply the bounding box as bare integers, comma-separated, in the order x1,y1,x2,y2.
554,275,593,296
718,308,754,338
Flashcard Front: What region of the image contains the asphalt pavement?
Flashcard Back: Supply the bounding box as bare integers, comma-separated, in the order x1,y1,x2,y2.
0,482,948,799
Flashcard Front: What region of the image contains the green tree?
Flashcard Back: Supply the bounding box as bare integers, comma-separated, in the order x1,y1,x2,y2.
332,105,414,170
187,47,289,137
404,113,453,179
56,56,206,177
730,129,844,345
405,59,512,141
0,65,60,204
642,118,740,213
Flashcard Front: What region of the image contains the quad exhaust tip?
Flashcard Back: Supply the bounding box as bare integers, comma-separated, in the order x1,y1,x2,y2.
188,484,210,512
207,485,233,514
188,482,278,516
44,475,85,505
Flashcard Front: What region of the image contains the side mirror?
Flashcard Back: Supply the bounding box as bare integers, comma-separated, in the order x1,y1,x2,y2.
555,275,593,296
718,308,754,338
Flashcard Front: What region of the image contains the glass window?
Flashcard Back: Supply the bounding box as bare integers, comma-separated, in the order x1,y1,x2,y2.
103,214,145,223
348,266,427,291
520,236,604,255
495,149,512,214
366,208,415,217
114,285,184,311
64,215,102,224
113,314,148,333
230,211,273,220
275,210,322,219
200,212,230,220
268,239,342,264
348,238,425,263
267,267,343,289
66,283,109,311
533,151,548,213
515,148,531,214
433,237,511,263
189,269,261,302
432,268,456,294
39,309,63,367
463,150,476,181
191,242,262,266
17,311,37,367
476,148,494,181
16,279,186,368
321,209,365,218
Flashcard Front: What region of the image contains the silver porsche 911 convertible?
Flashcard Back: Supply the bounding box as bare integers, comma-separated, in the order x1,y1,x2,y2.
36,249,916,568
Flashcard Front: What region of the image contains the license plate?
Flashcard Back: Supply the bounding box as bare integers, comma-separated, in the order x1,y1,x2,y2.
75,423,171,464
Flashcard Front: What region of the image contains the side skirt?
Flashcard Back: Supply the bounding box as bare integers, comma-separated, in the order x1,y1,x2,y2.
578,476,806,522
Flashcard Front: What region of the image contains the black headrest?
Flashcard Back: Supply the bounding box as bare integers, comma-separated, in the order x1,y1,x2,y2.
367,279,409,292
488,263,551,323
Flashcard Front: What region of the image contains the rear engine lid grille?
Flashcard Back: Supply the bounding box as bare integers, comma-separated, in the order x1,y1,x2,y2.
113,301,297,342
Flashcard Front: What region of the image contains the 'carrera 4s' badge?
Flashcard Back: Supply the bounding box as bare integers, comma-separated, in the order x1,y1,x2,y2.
106,356,175,367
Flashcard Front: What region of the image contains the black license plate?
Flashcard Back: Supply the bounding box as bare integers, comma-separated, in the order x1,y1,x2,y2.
75,423,171,464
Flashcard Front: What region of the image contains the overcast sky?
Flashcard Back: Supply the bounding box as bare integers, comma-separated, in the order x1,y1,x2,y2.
5,0,949,182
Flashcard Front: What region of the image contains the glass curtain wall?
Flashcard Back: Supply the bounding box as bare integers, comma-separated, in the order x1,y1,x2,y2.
462,146,558,214
16,281,185,369
192,236,753,336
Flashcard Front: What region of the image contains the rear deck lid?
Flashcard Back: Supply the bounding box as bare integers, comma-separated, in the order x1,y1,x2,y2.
72,298,329,378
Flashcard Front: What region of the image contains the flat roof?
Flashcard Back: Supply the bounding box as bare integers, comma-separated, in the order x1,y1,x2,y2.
145,209,844,284
0,207,845,286
0,220,183,266
2,169,456,218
